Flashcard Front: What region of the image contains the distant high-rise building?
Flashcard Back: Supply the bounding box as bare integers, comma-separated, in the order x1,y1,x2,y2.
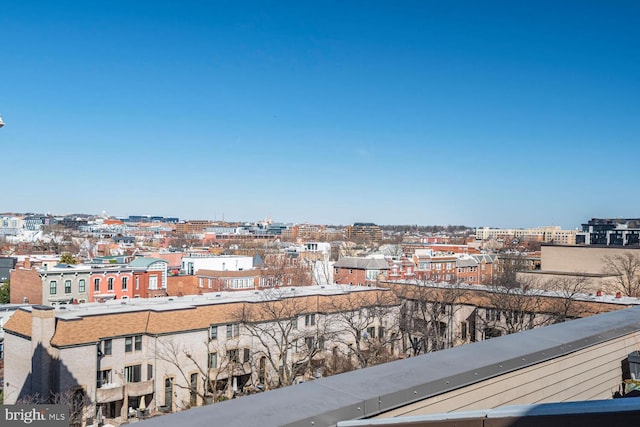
576,218,640,246
346,222,382,243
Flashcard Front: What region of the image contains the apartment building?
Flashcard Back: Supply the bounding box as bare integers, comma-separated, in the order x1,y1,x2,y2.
3,286,401,425
576,218,640,246
475,226,577,245
6,277,636,426
333,256,391,286
345,222,383,243
175,220,215,235
10,257,168,304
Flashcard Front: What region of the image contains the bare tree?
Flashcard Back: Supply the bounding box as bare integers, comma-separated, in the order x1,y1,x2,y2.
168,232,203,251
157,336,242,408
480,275,552,337
17,387,91,427
234,289,331,389
260,254,313,287
328,289,401,368
545,275,592,323
602,252,640,297
395,282,468,355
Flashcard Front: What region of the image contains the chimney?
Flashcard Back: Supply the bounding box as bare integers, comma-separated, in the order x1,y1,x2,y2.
31,305,57,398
24,257,32,269
596,290,603,297
616,291,623,299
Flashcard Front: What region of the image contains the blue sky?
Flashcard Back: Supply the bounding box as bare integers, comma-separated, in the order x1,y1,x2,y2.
1,1,639,228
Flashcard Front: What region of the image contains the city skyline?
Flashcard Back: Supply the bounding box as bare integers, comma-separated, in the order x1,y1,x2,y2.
1,1,639,229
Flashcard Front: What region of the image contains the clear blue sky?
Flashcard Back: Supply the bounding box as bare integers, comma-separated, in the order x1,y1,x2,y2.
1,1,639,228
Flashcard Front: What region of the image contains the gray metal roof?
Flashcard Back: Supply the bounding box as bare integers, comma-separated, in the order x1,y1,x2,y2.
455,258,477,268
128,257,168,268
334,257,391,270
137,305,640,427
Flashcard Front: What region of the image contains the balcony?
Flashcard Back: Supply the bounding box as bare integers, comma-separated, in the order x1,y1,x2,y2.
127,380,154,397
96,384,124,403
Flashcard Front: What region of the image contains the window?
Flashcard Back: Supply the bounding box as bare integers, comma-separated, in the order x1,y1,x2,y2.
226,323,239,338
305,314,316,326
79,279,86,293
149,275,158,290
461,322,468,340
97,369,112,388
64,280,72,294
209,325,218,340
291,316,298,329
135,276,139,290
208,352,217,369
49,281,57,295
243,348,250,363
365,269,379,281
305,336,315,350
94,278,100,292
227,349,239,363
198,277,204,288
147,364,153,380
107,278,114,291
190,373,198,407
378,326,385,339
366,326,376,339
102,339,112,356
135,335,142,351
125,334,142,352
122,277,128,290
124,365,142,383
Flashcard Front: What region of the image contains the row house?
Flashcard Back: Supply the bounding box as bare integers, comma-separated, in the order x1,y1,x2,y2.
333,257,391,286
414,253,459,283
181,255,254,276
196,269,259,292
411,250,498,285
456,254,499,285
10,258,169,305
388,257,417,281
3,286,402,426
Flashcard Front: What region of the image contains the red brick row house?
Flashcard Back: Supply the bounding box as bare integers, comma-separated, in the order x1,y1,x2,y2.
333,257,391,286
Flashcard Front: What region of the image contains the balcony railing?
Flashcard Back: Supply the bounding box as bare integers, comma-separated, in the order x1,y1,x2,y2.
127,380,154,397
96,384,124,403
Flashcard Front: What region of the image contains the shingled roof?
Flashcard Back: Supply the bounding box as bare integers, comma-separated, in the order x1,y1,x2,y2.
4,287,398,348
334,257,391,270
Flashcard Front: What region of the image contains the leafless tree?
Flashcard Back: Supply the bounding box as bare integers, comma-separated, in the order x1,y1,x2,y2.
602,252,640,297
545,275,592,323
395,282,468,355
480,275,553,337
157,337,240,407
17,387,91,427
328,289,401,368
168,232,203,251
233,289,332,389
260,254,313,287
